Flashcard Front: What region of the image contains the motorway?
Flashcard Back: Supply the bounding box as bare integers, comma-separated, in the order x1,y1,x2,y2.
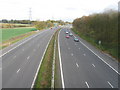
2,27,57,88
59,28,118,88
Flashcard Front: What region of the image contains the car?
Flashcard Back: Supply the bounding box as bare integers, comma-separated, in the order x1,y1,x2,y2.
74,37,79,42
65,31,69,34
69,33,73,36
66,35,70,38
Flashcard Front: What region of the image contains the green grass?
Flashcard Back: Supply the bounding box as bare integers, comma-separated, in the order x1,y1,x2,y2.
1,27,37,42
34,29,60,88
72,28,119,61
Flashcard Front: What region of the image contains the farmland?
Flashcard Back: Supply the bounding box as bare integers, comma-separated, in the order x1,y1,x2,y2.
1,27,37,42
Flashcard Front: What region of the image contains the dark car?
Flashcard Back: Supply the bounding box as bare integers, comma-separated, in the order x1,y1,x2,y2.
74,37,79,42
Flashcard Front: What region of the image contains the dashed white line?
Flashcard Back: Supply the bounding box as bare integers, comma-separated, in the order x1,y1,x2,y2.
83,54,86,56
33,49,36,52
37,44,40,47
76,63,79,68
85,81,90,88
107,81,114,88
22,49,24,51
66,43,68,45
71,53,74,56
68,47,70,50
17,68,21,73
27,56,30,60
13,56,16,58
78,40,119,75
92,64,95,67
0,30,46,58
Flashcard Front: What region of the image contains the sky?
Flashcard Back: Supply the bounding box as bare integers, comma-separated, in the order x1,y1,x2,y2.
0,0,119,22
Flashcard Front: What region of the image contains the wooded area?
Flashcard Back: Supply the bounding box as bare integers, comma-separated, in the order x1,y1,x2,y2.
72,10,119,60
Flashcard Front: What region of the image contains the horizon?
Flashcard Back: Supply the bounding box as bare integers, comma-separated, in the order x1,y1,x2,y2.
0,0,119,22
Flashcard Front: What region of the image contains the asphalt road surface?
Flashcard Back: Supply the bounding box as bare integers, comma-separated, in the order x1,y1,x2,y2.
59,28,118,88
2,27,57,88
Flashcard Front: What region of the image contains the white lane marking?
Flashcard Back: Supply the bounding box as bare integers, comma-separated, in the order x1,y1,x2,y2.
51,39,56,88
76,63,79,68
71,53,74,56
79,48,80,49
17,68,21,73
83,54,86,56
92,64,95,67
78,40,119,75
37,44,40,47
107,81,114,88
0,68,2,70
22,49,24,51
0,30,46,58
68,47,70,50
27,56,30,60
85,81,90,88
33,49,36,52
13,56,16,58
66,43,68,45
31,30,55,88
58,30,65,88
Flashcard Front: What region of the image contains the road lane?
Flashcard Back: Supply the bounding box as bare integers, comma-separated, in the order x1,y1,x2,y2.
59,28,118,88
2,28,57,88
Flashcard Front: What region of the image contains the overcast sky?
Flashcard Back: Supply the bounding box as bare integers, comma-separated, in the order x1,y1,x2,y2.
0,0,119,22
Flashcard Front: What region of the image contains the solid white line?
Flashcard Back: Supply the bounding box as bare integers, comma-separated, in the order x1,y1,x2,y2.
31,30,55,88
85,81,90,88
0,30,46,58
71,53,74,56
76,63,79,68
92,64,95,67
17,68,21,73
107,81,114,88
27,56,30,60
58,30,65,88
78,38,119,75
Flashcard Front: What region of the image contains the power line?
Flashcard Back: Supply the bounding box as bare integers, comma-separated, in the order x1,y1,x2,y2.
29,8,32,21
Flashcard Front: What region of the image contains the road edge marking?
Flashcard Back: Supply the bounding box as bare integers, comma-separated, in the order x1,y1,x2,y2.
85,81,90,88
0,30,47,57
72,34,119,75
107,81,114,88
58,29,65,88
31,30,55,88
51,38,56,88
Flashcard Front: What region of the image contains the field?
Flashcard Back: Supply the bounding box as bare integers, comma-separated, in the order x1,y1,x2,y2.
1,27,37,42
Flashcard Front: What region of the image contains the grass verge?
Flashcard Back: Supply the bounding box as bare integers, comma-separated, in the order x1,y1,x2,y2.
0,27,39,49
72,28,119,61
34,29,60,88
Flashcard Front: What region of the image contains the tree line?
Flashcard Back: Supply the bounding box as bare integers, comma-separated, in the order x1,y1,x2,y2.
72,9,119,60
